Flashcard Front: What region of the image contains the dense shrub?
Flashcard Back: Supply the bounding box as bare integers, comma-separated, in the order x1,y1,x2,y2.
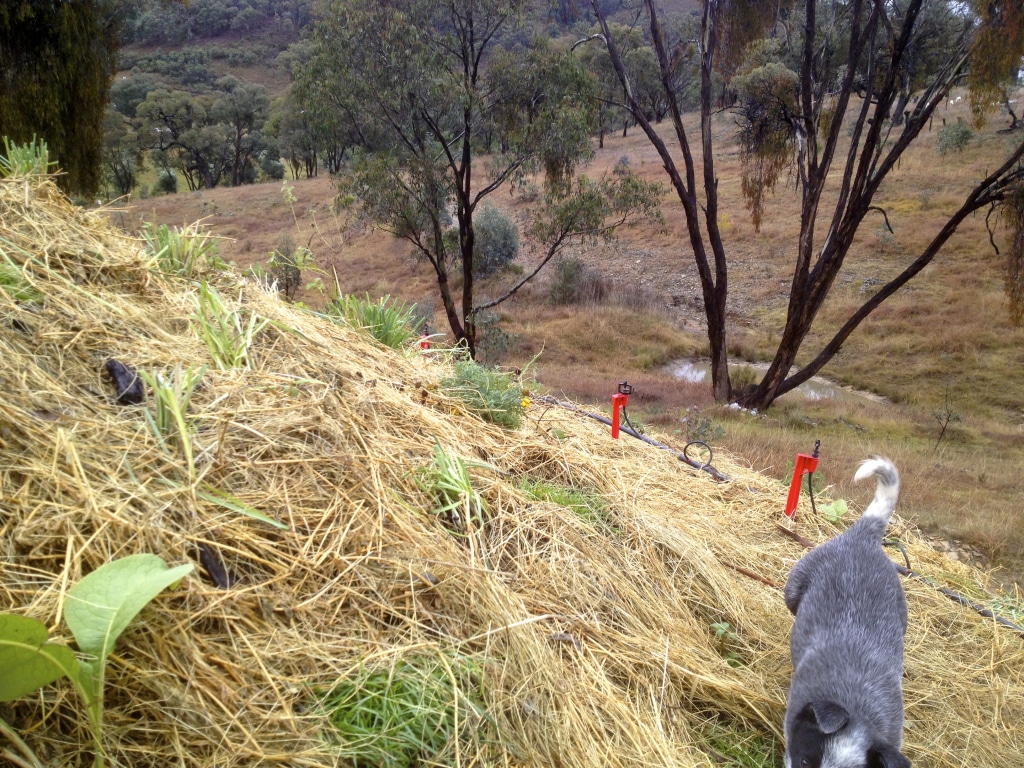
472,205,519,278
548,255,609,305
155,168,178,195
938,120,974,154
260,153,285,180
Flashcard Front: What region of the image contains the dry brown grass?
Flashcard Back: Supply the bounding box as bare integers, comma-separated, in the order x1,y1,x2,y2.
4,174,1024,768
121,92,1024,580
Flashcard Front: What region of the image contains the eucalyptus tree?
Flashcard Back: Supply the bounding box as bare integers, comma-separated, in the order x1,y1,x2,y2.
303,0,660,356
136,79,270,190
592,0,1024,409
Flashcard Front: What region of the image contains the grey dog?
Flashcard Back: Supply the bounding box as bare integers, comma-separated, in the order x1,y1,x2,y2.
783,457,911,768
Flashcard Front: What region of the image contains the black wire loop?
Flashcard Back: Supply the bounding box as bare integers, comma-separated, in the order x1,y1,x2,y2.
683,440,713,469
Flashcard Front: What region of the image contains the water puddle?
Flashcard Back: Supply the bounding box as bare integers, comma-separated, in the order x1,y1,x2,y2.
667,360,887,406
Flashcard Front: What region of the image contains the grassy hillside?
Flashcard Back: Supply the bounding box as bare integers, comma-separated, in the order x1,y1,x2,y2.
126,93,1024,584
3,170,1023,768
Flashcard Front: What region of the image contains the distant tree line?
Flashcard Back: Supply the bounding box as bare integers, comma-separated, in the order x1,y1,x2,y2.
123,0,315,46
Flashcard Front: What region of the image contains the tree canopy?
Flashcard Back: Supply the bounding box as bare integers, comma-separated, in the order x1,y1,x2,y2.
303,0,660,356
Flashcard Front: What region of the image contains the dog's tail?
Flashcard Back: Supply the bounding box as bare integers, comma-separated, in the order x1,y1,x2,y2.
854,456,900,525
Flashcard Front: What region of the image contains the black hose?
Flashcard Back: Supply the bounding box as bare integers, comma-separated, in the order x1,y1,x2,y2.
535,395,730,482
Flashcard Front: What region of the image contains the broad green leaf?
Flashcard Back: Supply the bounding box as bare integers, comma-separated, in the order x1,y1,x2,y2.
64,554,193,661
0,614,81,701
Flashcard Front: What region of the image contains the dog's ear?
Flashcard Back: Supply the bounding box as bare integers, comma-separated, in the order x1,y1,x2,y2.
798,700,849,734
868,743,911,768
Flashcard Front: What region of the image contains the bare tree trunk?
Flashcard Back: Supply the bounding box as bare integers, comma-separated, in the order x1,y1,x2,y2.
591,0,732,402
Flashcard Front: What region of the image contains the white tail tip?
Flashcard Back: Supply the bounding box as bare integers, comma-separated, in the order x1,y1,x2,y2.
854,457,900,521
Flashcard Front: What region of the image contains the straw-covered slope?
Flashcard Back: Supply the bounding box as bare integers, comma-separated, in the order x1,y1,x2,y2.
1,175,1021,768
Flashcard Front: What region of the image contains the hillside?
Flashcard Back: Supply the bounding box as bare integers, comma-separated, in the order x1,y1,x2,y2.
126,97,1024,581
3,171,1024,767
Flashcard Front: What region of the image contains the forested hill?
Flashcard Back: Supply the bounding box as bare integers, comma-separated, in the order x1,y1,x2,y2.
108,0,698,194
116,0,697,93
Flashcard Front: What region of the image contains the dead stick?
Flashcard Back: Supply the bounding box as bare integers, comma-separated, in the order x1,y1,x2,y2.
721,560,781,588
775,523,814,549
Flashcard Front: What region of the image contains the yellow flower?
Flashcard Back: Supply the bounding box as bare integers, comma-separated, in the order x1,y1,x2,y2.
521,397,531,408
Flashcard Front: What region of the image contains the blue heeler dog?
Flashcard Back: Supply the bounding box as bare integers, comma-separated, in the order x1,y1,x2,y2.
783,458,911,768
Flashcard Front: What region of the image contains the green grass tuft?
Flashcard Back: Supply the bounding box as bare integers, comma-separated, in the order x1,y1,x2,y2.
519,478,614,530
318,653,495,768
323,293,422,350
443,359,528,430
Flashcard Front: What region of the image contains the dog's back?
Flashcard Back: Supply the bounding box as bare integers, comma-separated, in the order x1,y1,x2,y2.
783,458,910,768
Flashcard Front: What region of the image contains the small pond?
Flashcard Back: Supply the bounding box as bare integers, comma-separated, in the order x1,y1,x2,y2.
667,360,887,407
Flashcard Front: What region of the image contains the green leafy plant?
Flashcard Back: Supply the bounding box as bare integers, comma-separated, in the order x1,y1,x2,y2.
442,359,528,430
0,135,57,178
519,479,614,531
710,621,745,668
417,441,494,533
141,364,206,482
141,221,225,279
0,554,193,768
192,281,270,369
819,498,849,523
323,293,423,350
680,406,726,444
319,653,493,768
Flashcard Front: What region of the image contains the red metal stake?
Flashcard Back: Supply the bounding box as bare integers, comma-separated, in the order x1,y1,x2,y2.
611,393,628,438
784,445,820,518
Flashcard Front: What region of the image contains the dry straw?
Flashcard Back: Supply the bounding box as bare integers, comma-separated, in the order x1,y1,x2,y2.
1,174,1021,768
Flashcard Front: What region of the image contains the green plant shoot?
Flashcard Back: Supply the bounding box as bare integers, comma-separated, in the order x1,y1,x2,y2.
192,281,269,369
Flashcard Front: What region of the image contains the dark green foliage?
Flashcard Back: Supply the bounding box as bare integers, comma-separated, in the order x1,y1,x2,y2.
135,77,270,190
471,205,519,278
123,0,315,46
155,169,178,195
0,1,123,195
259,152,285,180
937,120,974,155
101,108,143,196
110,74,160,117
125,49,218,89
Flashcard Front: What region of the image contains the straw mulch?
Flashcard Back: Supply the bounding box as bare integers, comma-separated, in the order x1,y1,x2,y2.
1,174,1021,768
